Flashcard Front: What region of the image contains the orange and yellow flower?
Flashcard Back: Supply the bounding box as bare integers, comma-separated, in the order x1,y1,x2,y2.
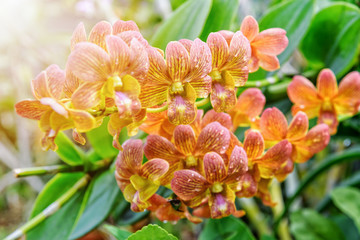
115,139,169,212
240,16,288,72
15,65,96,150
139,39,212,125
287,69,360,134
206,31,251,111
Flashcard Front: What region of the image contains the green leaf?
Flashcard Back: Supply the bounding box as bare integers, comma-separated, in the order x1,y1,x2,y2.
54,132,84,166
300,3,360,77
103,224,132,240
27,173,87,240
128,224,178,240
199,0,239,41
290,209,345,240
199,216,255,240
87,117,119,159
150,0,212,50
69,170,122,239
259,0,315,65
331,187,360,232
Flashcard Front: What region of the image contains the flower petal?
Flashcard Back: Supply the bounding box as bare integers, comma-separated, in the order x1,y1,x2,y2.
209,188,236,219
201,110,233,130
318,109,338,135
45,64,66,100
113,20,139,34
210,79,236,112
15,100,50,120
68,42,110,82
207,32,229,69
166,41,190,81
286,111,308,141
203,152,227,183
227,146,248,177
317,69,338,99
233,88,265,118
40,98,68,118
105,35,131,74
226,67,249,87
31,71,51,99
130,175,159,202
71,81,103,110
69,109,96,132
195,122,230,155
139,84,168,108
70,22,87,51
171,170,208,201
179,39,193,52
235,172,258,198
144,135,183,162
248,55,260,73
257,52,280,71
140,158,169,182
88,21,112,50
252,28,288,55
334,71,360,115
174,125,196,155
146,47,171,84
243,130,265,160
260,107,288,141
127,38,149,81
116,139,143,178
287,75,321,106
64,63,80,98
117,31,149,48
240,16,259,42
226,31,251,70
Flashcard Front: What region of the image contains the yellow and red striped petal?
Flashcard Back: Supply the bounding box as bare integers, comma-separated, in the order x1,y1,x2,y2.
69,109,96,132
318,109,338,135
240,16,259,42
116,139,143,178
64,63,80,98
171,170,209,201
168,95,197,125
174,125,196,155
139,84,168,108
252,28,288,55
113,20,139,34
68,42,111,82
201,109,233,130
288,75,321,106
166,41,190,81
210,81,236,112
317,69,338,99
226,31,251,70
291,104,320,119
146,47,171,84
70,22,87,51
275,159,294,182
207,32,229,69
286,111,308,141
40,98,68,118
71,81,103,110
203,152,227,183
105,35,131,74
144,135,183,162
140,158,169,182
15,100,50,120
333,71,360,115
127,38,149,81
195,122,230,155
45,64,66,100
209,189,236,219
88,21,112,50
243,130,265,160
260,107,288,141
72,129,86,145
31,71,51,99
235,172,258,198
179,39,193,52
226,67,249,87
227,145,248,177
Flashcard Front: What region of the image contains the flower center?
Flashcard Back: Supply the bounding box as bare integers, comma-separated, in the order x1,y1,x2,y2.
185,155,197,168
209,70,222,82
321,101,333,111
170,82,184,95
109,75,123,91
211,182,224,193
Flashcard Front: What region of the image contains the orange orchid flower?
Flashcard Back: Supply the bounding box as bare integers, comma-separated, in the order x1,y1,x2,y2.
15,65,96,150
171,146,248,218
206,31,251,111
228,88,265,129
288,69,360,135
139,39,212,125
115,139,169,212
240,16,288,72
144,122,231,186
260,107,330,164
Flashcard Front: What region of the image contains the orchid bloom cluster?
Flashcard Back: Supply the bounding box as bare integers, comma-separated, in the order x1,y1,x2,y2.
15,15,360,222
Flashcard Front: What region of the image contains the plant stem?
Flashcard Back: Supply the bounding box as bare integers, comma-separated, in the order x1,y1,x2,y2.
195,97,210,107
244,76,279,88
238,198,271,236
146,104,169,113
5,174,91,240
274,147,360,228
13,165,82,177
88,107,118,117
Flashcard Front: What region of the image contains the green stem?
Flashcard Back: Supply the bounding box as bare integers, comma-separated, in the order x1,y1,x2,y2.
271,181,291,240
5,174,91,240
13,165,82,177
195,97,210,107
244,76,279,88
238,198,271,236
146,104,169,113
274,147,360,229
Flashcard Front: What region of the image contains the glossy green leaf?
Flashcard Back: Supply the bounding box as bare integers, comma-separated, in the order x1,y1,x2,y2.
150,0,212,50
87,117,119,159
259,0,315,65
300,3,360,77
128,224,178,240
290,209,345,240
103,224,132,240
27,173,87,240
69,170,122,239
199,0,239,41
54,132,84,166
199,216,255,240
331,187,360,232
